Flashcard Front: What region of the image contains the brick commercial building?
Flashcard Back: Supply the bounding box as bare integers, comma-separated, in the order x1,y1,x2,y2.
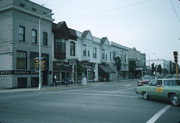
0,0,54,88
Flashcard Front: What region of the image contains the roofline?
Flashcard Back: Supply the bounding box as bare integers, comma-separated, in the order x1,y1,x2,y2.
0,4,54,22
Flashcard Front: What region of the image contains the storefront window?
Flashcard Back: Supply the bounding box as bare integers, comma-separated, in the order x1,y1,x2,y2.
16,51,27,69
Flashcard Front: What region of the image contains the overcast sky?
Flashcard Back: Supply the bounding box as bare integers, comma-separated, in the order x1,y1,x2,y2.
32,0,180,61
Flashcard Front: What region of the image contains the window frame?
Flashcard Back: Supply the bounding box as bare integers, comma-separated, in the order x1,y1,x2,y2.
83,44,87,57
32,29,37,44
93,47,97,59
102,49,105,59
19,26,25,42
43,32,48,46
70,41,75,56
16,50,27,69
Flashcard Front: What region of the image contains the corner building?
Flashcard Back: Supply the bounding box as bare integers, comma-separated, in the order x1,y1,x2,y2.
0,0,53,88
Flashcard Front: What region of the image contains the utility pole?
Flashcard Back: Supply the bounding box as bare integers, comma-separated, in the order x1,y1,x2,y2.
173,51,179,79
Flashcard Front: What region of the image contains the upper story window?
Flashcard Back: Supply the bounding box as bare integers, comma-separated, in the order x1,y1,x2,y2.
113,51,116,61
19,3,25,8
19,26,25,42
102,49,105,59
32,8,37,12
32,29,37,44
16,50,27,69
55,39,66,53
110,52,112,61
70,41,75,56
83,44,87,56
93,47,97,59
43,32,48,46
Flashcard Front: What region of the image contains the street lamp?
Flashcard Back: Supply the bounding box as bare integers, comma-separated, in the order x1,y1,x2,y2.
38,12,53,90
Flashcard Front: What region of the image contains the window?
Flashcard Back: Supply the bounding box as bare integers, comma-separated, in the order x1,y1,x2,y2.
88,50,90,57
32,29,37,44
32,8,37,12
19,3,25,8
18,78,27,88
54,39,66,59
43,32,48,46
102,49,105,59
93,47,97,59
164,80,180,86
149,80,157,86
19,26,25,42
83,44,87,56
16,51,27,69
113,52,116,61
157,80,162,86
110,52,112,61
70,41,75,56
55,39,65,53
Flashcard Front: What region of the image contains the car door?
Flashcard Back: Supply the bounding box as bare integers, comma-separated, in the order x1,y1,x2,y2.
154,80,164,99
148,80,158,97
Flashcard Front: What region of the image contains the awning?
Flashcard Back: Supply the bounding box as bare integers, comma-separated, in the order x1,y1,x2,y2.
99,65,116,74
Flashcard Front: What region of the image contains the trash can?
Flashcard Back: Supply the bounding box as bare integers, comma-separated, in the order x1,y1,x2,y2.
82,77,87,85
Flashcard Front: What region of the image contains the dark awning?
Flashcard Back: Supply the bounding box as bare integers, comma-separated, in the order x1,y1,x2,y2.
99,65,115,73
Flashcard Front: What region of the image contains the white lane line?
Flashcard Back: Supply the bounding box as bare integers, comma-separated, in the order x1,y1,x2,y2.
118,87,136,92
146,105,171,123
124,84,132,87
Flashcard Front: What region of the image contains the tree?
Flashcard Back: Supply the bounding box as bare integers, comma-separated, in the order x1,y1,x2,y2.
114,56,121,74
77,63,85,77
128,59,136,78
151,63,156,75
128,59,136,72
157,64,162,74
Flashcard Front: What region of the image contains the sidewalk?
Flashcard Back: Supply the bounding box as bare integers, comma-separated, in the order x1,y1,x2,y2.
0,79,137,94
0,81,104,94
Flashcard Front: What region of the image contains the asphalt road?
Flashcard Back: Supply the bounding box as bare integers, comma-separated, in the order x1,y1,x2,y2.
0,80,179,123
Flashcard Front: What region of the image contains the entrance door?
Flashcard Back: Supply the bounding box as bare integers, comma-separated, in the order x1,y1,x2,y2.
43,70,48,85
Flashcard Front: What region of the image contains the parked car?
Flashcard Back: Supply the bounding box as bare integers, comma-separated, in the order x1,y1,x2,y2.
136,79,180,106
137,76,156,86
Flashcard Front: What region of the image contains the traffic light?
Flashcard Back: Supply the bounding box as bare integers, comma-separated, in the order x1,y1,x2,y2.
173,51,178,63
41,60,46,71
33,58,39,71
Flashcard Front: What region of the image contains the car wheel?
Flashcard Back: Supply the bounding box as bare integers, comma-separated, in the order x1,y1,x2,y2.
143,92,149,100
169,94,180,106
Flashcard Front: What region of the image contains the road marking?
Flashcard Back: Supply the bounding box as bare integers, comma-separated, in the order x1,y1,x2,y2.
118,87,136,92
124,84,132,87
146,105,171,123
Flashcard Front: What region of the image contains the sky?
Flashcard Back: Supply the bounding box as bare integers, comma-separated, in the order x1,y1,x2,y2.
32,0,180,62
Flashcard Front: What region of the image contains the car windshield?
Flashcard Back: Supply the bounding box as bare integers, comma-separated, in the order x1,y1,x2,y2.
143,76,155,80
164,80,180,86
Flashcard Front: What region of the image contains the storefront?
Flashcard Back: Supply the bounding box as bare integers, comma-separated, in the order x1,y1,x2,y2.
98,64,116,81
53,61,72,84
77,61,95,82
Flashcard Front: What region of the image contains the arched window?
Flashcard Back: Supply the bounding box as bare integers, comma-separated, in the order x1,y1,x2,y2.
70,41,75,56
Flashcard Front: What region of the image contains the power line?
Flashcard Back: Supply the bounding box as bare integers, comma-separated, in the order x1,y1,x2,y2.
68,0,151,18
170,0,180,22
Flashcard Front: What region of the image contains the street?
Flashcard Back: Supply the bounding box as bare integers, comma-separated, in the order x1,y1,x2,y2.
0,80,179,123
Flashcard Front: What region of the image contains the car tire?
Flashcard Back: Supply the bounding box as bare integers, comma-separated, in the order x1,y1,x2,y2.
169,94,180,106
143,92,149,100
